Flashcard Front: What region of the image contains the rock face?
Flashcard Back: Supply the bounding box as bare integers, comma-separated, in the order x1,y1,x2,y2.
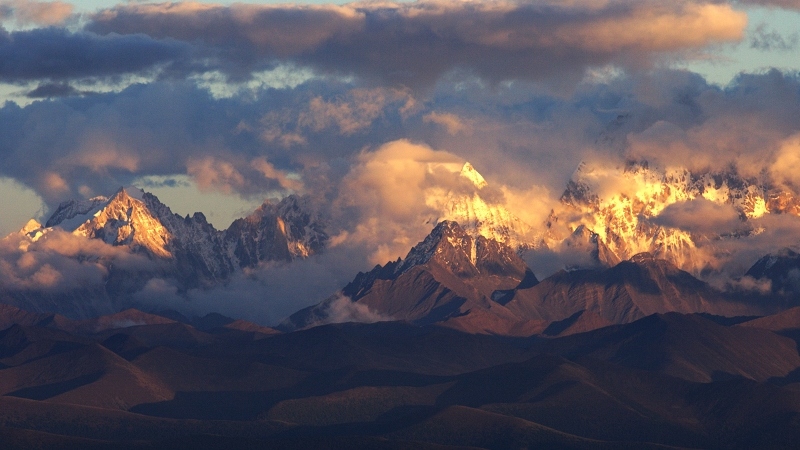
282,218,770,336
5,187,328,317
544,160,800,274
225,195,328,268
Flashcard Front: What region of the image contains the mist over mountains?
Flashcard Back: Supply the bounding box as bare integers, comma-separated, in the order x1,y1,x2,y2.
2,158,800,332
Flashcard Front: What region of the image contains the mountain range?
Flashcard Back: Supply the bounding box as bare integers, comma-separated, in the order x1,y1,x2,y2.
3,160,799,330
4,161,800,447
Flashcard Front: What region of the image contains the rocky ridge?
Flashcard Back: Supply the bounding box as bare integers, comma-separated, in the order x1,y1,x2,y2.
546,160,800,273
21,187,328,289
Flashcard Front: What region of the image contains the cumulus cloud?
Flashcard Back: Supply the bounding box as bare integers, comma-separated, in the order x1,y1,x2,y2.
770,133,800,189
651,198,743,235
0,27,189,82
624,69,800,179
259,87,417,148
334,139,464,263
86,0,747,87
0,0,74,27
187,155,302,198
313,293,392,326
423,111,469,135
0,228,151,292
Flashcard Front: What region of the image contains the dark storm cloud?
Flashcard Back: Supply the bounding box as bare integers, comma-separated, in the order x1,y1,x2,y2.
0,26,189,82
86,1,747,87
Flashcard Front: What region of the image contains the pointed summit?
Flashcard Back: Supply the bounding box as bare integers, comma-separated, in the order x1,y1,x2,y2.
72,187,172,258
435,163,532,250
20,219,42,235
460,162,488,188
225,194,328,266
282,220,533,333
396,220,479,277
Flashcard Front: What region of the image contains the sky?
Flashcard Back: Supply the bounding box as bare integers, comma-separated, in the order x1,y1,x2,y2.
1,0,800,323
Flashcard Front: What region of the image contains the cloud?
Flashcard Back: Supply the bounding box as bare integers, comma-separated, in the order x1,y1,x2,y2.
0,228,151,293
770,133,800,189
313,293,392,326
131,241,373,325
333,139,464,263
87,1,747,87
26,82,83,98
739,0,800,9
187,155,302,198
651,198,742,235
0,27,189,83
750,23,798,51
423,111,468,135
623,69,800,179
0,0,74,27
259,87,417,147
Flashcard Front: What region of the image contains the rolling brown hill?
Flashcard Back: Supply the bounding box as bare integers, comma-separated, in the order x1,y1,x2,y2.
534,313,800,383
2,310,800,448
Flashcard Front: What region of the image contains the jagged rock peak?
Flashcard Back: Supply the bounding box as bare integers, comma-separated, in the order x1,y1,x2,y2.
395,220,529,281
225,193,328,266
71,187,172,258
20,219,42,235
396,220,473,273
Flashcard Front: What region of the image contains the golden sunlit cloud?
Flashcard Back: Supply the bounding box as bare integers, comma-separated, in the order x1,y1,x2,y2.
1,0,74,26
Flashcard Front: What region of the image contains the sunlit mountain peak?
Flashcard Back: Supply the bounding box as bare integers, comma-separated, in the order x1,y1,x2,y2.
549,159,800,274
460,161,488,189
426,162,532,251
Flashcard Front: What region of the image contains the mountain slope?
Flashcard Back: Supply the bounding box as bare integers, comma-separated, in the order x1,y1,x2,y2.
536,313,800,383
505,252,762,326
744,247,800,296
282,220,539,335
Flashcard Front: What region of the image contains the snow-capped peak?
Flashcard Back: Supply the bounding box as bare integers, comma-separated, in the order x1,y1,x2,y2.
20,219,42,235
549,159,800,274
45,195,109,230
121,185,146,202
460,162,488,189
430,162,531,250
71,187,173,258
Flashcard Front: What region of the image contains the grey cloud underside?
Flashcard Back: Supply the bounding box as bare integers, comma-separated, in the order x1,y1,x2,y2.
1,69,800,211
0,27,189,82
85,1,743,86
